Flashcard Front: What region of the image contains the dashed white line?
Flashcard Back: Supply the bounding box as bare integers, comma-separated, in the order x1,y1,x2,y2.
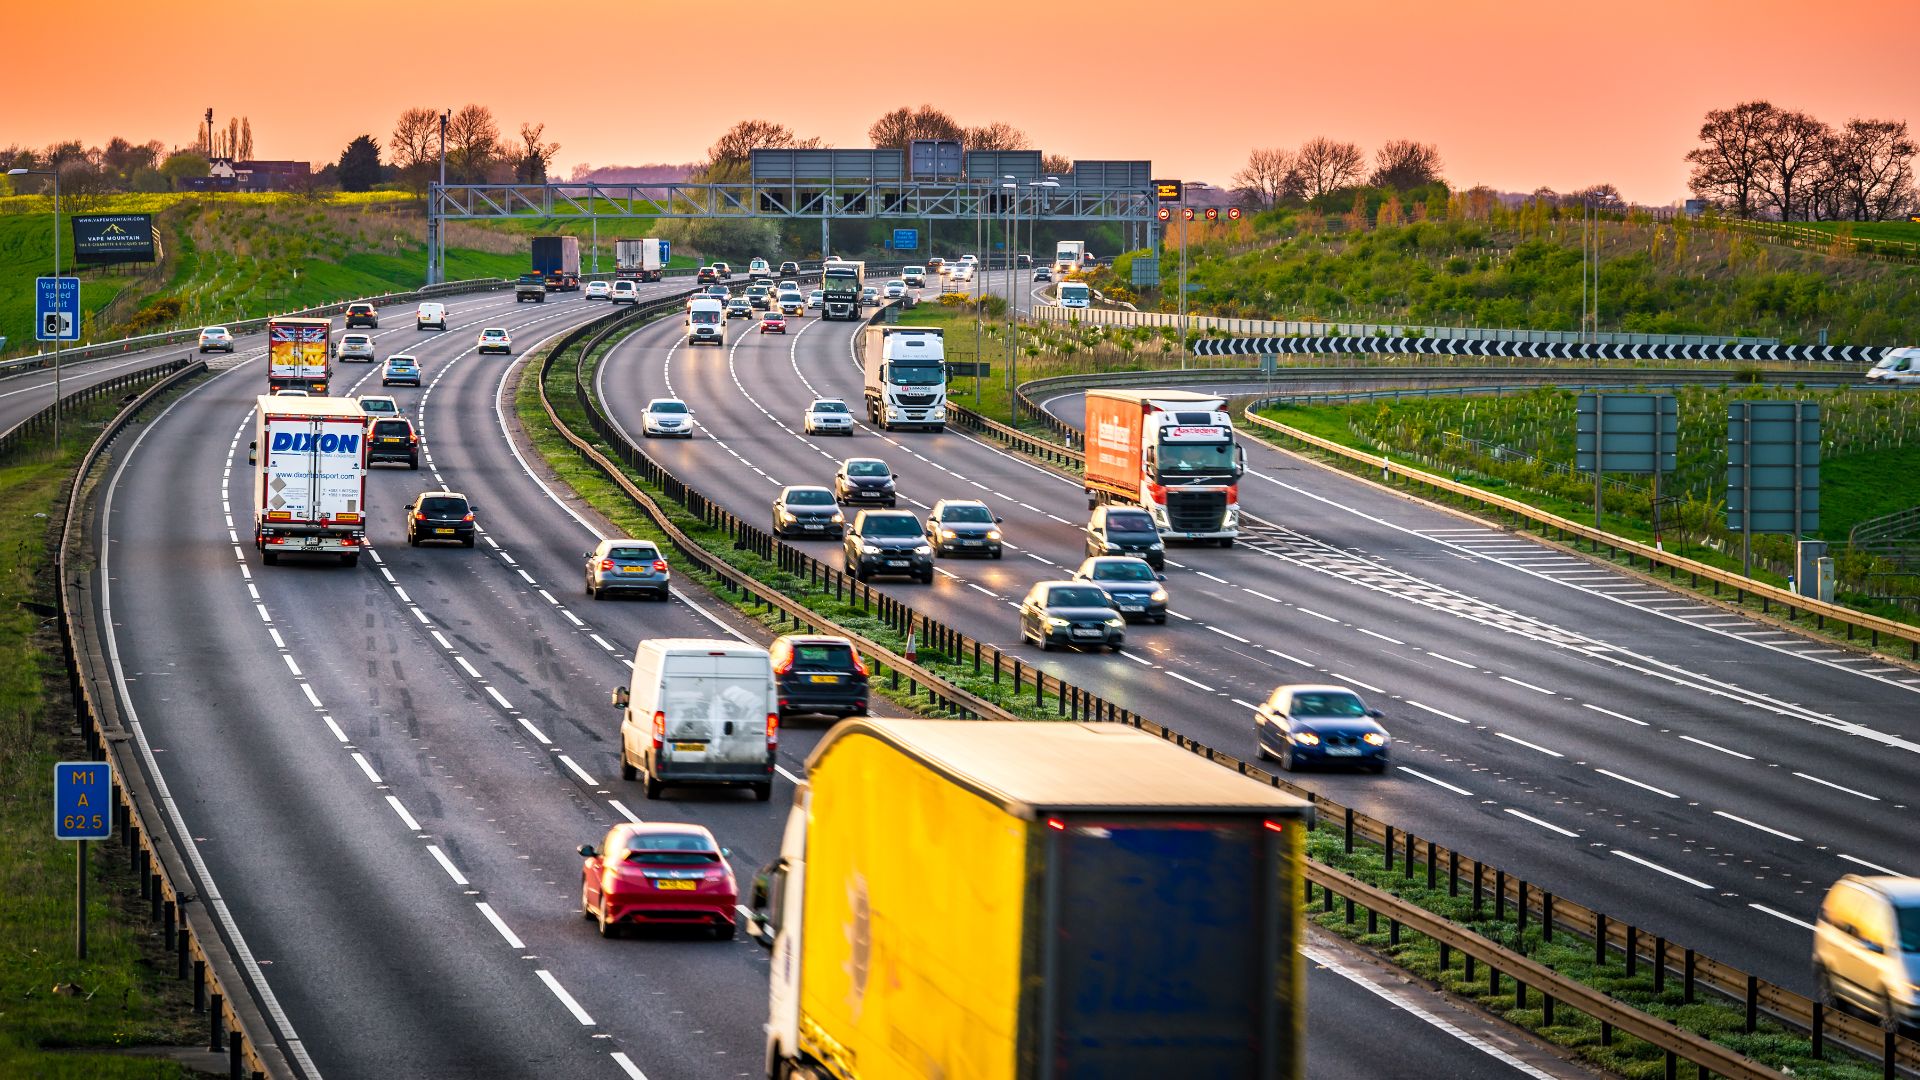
1713,810,1802,842
427,845,470,886
1793,772,1880,801
517,717,552,744
1678,734,1752,759
1196,571,1229,584
1164,671,1215,692
1594,768,1676,798
1611,849,1713,889
1498,674,1556,696
1331,672,1384,693
321,716,349,743
1206,626,1251,643
455,656,482,678
1295,606,1340,624
558,754,597,786
1838,853,1899,875
1406,700,1470,724
385,795,423,832
484,685,513,709
1425,651,1477,669
1581,703,1649,727
1504,808,1579,838
610,1052,650,1080
300,684,323,709
1357,628,1405,645
476,901,526,949
1496,732,1564,758
1400,767,1474,797
590,633,616,651
349,753,381,784
1748,903,1815,931
609,800,643,823
1266,648,1313,668
536,970,596,1026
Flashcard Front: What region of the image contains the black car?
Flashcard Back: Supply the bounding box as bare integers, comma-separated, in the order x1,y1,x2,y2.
927,499,1002,558
772,486,845,539
843,510,932,583
778,260,800,278
1085,505,1164,569
406,491,476,548
367,418,420,470
833,457,896,507
771,634,868,718
1072,556,1167,623
1019,581,1125,652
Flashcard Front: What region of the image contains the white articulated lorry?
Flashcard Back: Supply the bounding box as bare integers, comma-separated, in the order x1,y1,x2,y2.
861,326,947,431
250,395,368,567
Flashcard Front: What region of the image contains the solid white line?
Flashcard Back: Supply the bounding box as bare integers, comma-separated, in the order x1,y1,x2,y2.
1679,734,1752,759
610,1052,650,1080
1425,651,1477,669
1206,626,1250,643
1495,732,1563,758
518,717,551,744
1399,767,1473,797
558,754,597,786
1748,903,1816,931
484,685,513,709
1838,852,1900,875
1505,808,1579,838
349,753,381,784
1793,772,1880,801
476,902,526,949
1498,674,1556,696
1164,670,1215,692
1594,768,1676,798
1713,810,1801,842
455,656,481,678
1406,700,1470,724
427,845,469,886
1296,606,1340,624
536,970,596,1026
1357,628,1405,645
1582,702,1649,726
385,795,422,832
609,800,643,823
1612,850,1714,890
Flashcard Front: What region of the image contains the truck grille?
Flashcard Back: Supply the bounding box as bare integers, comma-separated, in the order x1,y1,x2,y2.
1166,490,1227,533
895,393,938,406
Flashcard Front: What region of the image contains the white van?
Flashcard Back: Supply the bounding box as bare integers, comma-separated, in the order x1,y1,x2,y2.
614,639,777,800
686,298,727,346
1866,347,1920,385
1058,281,1092,309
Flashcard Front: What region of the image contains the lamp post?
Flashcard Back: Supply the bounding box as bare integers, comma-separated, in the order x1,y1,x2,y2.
1581,193,1618,343
10,166,63,448
1010,177,1058,398
1002,178,1017,404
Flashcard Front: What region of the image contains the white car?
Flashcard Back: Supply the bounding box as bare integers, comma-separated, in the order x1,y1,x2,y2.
415,302,447,329
803,398,855,436
357,395,401,419
806,289,824,310
585,281,612,300
777,290,806,315
883,280,907,299
901,266,926,287
336,332,376,363
477,327,513,355
748,258,772,280
197,326,235,353
958,254,978,266
949,263,976,283
610,280,639,304
1866,347,1920,384
641,398,695,438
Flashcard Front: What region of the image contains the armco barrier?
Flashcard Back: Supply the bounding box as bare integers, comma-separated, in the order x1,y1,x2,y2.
56,359,297,1079
533,305,1853,1079
0,356,193,460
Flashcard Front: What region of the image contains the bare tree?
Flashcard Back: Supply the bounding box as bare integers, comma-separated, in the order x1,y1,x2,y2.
1368,139,1443,191
1041,153,1073,178
700,119,821,182
1756,108,1832,220
1686,101,1775,218
516,122,561,183
962,122,1029,151
1577,182,1623,205
1828,118,1916,221
224,117,241,160
1231,147,1293,208
445,104,500,183
1294,137,1365,198
390,108,439,169
867,105,962,149
238,117,254,161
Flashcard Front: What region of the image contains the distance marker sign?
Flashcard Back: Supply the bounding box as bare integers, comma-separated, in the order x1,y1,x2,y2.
54,761,112,840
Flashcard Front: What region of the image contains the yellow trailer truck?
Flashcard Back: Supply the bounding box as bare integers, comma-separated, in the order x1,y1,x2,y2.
748,718,1311,1080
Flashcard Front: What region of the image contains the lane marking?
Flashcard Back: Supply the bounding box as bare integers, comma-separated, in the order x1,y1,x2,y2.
349,753,381,784
1838,853,1900,875
1611,850,1714,890
1793,772,1880,801
1295,606,1340,624
476,902,526,949
1164,670,1215,692
558,754,598,786
1678,734,1752,759
1399,767,1473,797
1498,674,1556,696
611,1052,650,1080
385,795,423,831
1594,768,1676,798
1713,810,1802,842
1504,808,1579,838
484,685,513,709
1495,732,1563,758
609,800,643,824
1425,651,1477,669
1748,904,1816,931
427,845,470,886
1356,628,1405,645
1581,702,1648,727
518,717,552,745
536,970,596,1026
1406,700,1470,724
1331,672,1384,693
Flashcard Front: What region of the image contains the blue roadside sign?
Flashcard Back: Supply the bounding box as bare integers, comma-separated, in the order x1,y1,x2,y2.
661,240,671,263
37,276,80,341
54,761,112,840
892,229,918,251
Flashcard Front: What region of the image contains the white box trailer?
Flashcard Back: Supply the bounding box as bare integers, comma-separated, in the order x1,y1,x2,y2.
251,395,369,567
616,238,668,282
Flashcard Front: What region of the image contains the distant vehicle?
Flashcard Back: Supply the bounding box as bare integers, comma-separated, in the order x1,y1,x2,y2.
335,332,376,363
769,633,867,718
1058,281,1092,309
267,316,331,396
1254,684,1390,773
776,290,805,315
252,395,366,565
925,257,946,277
516,272,548,303
356,394,400,418
802,397,854,436
1033,265,1054,282
702,284,730,306
585,280,612,300
882,280,906,299
1812,875,1920,1029
610,279,639,304
1054,239,1086,276
578,822,737,939
1084,390,1244,545
821,260,864,320
1085,505,1164,569
842,508,931,583
778,279,801,293
197,326,235,353
1867,347,1920,384
415,302,447,329
584,538,671,600
748,258,772,280
697,265,719,285
948,263,975,283
958,254,977,265
641,397,695,438
746,282,773,310
615,237,668,282
859,286,880,307
901,265,926,287
771,485,845,539
381,355,421,387
833,456,896,506
1072,556,1166,622
805,289,823,310
366,417,420,469
726,298,752,319
778,260,800,277
861,326,945,431
405,490,477,548
477,327,513,355
711,261,734,279
1019,581,1124,652
343,302,379,329
927,499,1002,558
759,311,787,334
532,235,581,290
612,638,777,801
685,298,726,346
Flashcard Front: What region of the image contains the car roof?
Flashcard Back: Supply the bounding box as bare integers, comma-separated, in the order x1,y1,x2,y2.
386,354,417,362
1274,684,1361,699
856,508,917,520
645,397,686,406
605,821,715,845
482,326,508,332
779,484,834,496
1844,875,1920,905
932,499,988,511
1082,555,1151,568
595,538,658,553
842,456,888,467
809,397,846,406
417,489,468,501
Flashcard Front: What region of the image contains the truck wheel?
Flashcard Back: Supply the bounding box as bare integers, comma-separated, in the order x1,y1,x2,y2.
262,550,279,566
752,782,772,803
1218,538,1235,549
340,553,359,568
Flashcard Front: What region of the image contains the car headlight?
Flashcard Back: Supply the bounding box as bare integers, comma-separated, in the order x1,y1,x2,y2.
1104,617,1124,628
1150,542,1164,550
1150,588,1168,602
1291,731,1321,746
940,528,957,538
1045,617,1071,628
912,545,931,556
1103,543,1121,552
986,529,1001,541
1362,732,1389,747
830,512,844,524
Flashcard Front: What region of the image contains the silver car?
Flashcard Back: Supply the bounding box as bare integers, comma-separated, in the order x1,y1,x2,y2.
585,539,671,600
197,326,235,353
803,398,854,436
336,332,376,363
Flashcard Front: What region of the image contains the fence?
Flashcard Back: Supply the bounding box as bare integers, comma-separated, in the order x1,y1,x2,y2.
532,300,1904,1079
56,359,295,1079
0,356,194,460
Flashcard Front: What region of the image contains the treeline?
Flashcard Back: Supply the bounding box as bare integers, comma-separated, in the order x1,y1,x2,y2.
1685,101,1914,221
1,137,216,203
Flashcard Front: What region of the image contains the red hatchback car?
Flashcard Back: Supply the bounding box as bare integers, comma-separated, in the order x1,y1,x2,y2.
579,823,737,939
759,312,787,334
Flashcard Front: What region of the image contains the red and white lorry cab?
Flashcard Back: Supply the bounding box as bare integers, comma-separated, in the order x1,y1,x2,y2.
1082,389,1246,546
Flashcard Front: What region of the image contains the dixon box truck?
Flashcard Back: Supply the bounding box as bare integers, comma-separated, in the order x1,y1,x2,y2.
1084,389,1246,544
266,316,331,396
749,718,1311,1080
250,395,368,567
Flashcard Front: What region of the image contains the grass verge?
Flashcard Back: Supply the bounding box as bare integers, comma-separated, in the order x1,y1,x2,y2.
0,398,203,1077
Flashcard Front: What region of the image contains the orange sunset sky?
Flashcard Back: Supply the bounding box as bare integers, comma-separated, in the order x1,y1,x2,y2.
8,0,1917,204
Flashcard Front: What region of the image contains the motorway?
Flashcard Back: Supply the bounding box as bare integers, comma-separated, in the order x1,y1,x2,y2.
0,342,213,435
75,275,1582,1079
595,268,1920,1006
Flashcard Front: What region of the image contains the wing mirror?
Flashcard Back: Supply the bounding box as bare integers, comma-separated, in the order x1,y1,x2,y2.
611,686,630,708
246,441,257,466
1368,709,1385,719
1157,573,1168,581
577,844,596,857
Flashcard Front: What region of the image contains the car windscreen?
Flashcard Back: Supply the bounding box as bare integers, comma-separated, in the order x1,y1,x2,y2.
785,489,834,505
1092,561,1154,582
205,326,229,334
607,546,656,561
859,515,922,537
649,401,688,414
1105,511,1155,532
1047,587,1112,609
1290,692,1366,718
1896,903,1920,952
812,401,847,413
691,311,719,325
792,643,854,670
386,359,414,368
939,504,992,523
847,460,890,477
1061,284,1090,301
420,497,467,517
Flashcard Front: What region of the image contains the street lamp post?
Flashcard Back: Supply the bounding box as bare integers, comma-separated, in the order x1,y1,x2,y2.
10,166,63,448
1002,179,1017,404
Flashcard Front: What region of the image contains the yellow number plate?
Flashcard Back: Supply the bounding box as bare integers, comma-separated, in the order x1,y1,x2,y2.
809,675,840,684
655,879,697,891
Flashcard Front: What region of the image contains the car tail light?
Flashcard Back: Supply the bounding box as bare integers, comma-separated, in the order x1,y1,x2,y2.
766,713,779,750
414,512,427,521
652,559,668,573
651,710,665,752
849,651,869,678
599,558,614,572
772,651,793,676
462,513,474,522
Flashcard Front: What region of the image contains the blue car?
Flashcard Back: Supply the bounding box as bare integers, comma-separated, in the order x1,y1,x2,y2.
1254,684,1391,773
382,355,421,387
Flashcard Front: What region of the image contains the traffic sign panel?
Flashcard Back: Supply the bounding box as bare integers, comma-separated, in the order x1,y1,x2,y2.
1153,179,1183,202
37,276,80,342
54,762,112,840
892,229,919,251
